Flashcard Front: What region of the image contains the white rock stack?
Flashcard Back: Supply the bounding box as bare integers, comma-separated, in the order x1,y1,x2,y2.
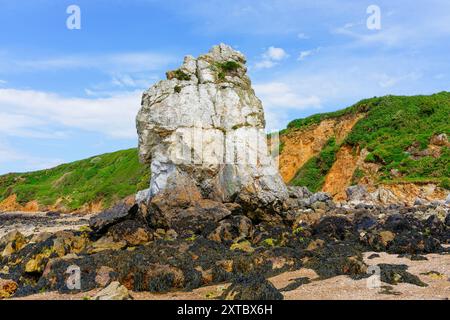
136,44,288,207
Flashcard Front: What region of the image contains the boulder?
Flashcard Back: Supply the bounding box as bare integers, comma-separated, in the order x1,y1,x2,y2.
1,230,27,258
309,192,332,204
89,202,138,234
287,186,312,199
107,220,153,246
93,281,132,300
346,185,371,203
207,215,253,243
148,190,232,235
221,274,283,300
136,43,288,210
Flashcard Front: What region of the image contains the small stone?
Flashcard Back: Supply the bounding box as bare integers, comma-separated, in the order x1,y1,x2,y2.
309,192,332,204
0,279,18,299
379,231,395,247
230,240,254,253
93,281,132,300
90,236,127,253
414,198,426,206
25,254,47,273
306,239,325,251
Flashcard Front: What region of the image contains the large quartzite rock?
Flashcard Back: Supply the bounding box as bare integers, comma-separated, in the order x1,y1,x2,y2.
136,43,288,209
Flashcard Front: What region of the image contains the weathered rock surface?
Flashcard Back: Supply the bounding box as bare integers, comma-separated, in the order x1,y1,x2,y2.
0,279,18,299
221,274,283,300
89,202,138,234
93,281,132,300
136,44,288,209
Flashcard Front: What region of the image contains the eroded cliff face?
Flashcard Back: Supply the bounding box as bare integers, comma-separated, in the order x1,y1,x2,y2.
278,113,364,183
322,145,359,201
278,115,449,205
136,44,288,206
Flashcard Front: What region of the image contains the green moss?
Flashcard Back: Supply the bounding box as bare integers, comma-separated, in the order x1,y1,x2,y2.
166,69,191,81
186,234,197,242
174,85,182,93
262,238,276,247
214,60,241,80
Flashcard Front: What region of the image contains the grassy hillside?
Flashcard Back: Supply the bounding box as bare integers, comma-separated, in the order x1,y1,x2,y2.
289,92,450,191
0,148,149,211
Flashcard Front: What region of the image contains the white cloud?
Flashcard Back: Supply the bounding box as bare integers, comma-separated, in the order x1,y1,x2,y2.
0,79,6,85
297,47,321,61
254,46,289,69
254,60,277,70
264,47,288,61
297,33,309,39
0,88,142,139
254,82,321,132
298,50,312,61
254,82,321,110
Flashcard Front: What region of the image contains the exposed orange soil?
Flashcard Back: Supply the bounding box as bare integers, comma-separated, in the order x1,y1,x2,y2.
278,113,364,183
322,145,359,201
0,194,107,214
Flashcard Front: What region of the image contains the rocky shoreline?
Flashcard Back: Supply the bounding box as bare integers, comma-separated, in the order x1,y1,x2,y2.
1,186,449,300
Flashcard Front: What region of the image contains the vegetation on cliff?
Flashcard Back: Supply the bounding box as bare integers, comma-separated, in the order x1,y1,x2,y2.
287,92,450,191
0,149,149,211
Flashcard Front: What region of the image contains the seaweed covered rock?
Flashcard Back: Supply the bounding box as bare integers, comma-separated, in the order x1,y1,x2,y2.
90,202,138,234
221,274,283,300
378,264,428,287
303,242,368,279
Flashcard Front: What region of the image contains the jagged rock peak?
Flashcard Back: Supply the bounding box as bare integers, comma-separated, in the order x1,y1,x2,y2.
164,43,250,88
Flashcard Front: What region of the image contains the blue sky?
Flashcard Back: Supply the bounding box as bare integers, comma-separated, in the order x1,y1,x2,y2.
0,0,449,174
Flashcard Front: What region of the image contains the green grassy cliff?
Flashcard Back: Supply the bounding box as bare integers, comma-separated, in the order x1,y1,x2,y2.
0,148,149,211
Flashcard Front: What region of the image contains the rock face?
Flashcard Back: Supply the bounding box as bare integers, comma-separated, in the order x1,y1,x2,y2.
136,44,288,208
